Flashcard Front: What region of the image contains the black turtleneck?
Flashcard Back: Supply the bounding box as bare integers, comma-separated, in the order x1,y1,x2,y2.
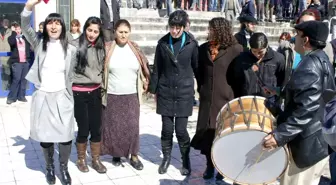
170,34,183,57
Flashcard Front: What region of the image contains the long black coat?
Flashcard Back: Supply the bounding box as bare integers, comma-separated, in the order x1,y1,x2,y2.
191,43,243,154
149,33,198,117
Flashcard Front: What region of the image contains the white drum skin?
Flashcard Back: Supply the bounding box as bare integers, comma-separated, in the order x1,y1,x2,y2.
212,96,289,185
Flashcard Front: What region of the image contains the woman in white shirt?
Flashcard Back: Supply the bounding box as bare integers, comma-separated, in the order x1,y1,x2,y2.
100,19,150,171
22,0,77,185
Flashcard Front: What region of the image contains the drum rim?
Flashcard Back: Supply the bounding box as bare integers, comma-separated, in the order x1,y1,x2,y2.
215,96,267,124
210,129,290,185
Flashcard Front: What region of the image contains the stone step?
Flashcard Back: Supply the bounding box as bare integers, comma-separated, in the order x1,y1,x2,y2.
130,30,282,43
122,14,292,27
130,22,294,35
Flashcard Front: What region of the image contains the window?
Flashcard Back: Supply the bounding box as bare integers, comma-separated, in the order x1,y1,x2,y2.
57,0,74,31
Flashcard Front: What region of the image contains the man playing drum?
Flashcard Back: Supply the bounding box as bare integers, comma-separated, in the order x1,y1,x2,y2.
263,21,336,185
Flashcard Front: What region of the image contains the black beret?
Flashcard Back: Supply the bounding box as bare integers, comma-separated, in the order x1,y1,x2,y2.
294,21,329,44
238,15,258,24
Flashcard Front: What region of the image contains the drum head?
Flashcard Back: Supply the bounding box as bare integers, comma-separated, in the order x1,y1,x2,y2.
212,130,288,184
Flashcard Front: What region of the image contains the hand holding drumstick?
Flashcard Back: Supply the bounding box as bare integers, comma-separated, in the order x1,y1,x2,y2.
263,133,278,151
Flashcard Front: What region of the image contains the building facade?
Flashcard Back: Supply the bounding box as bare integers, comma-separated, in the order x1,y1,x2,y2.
35,0,100,31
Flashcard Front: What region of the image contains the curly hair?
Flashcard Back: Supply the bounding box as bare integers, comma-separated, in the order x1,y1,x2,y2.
208,17,237,49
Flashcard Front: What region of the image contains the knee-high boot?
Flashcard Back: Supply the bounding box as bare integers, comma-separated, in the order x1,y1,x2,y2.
158,139,172,174
76,142,89,172
90,142,107,173
59,143,72,185
178,140,191,176
203,152,215,179
42,145,56,184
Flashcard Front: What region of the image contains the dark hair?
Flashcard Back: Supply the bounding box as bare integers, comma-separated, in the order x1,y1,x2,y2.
11,22,20,28
114,19,131,31
75,17,105,73
42,13,68,55
296,9,321,24
301,33,326,49
249,32,268,49
279,32,291,42
168,10,188,27
209,17,237,49
39,22,44,27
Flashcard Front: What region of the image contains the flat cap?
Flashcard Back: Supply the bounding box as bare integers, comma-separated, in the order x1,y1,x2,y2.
294,21,329,44
238,15,258,24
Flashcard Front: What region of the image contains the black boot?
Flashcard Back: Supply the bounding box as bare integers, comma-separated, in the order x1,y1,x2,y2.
203,154,214,179
59,143,72,185
42,145,56,185
215,172,224,181
178,140,191,176
158,139,172,174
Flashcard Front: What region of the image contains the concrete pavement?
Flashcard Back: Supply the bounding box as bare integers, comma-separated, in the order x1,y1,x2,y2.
0,97,331,185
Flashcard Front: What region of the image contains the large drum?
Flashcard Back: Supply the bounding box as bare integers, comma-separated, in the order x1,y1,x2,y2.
212,96,288,185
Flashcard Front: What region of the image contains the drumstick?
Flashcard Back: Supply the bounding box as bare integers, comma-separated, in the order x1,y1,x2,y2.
234,133,273,183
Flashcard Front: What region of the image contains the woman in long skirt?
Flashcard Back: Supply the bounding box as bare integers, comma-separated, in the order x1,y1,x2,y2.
23,0,77,184
100,19,150,170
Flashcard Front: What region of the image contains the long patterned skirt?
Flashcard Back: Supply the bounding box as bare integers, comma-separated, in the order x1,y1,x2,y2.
101,93,140,157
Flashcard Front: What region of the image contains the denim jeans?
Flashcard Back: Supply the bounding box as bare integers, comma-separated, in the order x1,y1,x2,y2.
208,0,218,11
298,0,306,14
166,0,173,15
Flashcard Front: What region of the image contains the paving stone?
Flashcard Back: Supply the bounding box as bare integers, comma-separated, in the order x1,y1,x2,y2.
0,97,332,185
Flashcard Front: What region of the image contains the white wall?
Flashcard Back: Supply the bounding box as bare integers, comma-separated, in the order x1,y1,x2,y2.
34,1,57,31
34,0,100,31
73,0,100,31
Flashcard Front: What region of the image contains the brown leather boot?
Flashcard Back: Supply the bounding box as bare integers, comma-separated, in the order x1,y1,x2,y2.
76,142,89,172
90,142,107,173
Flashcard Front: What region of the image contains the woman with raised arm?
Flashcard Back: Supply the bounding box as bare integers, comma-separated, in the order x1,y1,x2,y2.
22,0,77,185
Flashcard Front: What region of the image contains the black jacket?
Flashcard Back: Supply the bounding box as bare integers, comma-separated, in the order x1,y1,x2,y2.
149,33,198,117
7,32,31,64
100,0,120,29
234,29,252,51
228,47,286,98
275,49,336,168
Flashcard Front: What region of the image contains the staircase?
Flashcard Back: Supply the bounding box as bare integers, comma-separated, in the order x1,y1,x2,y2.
120,8,295,64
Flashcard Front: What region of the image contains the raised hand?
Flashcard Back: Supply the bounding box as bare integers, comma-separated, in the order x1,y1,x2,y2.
25,0,42,11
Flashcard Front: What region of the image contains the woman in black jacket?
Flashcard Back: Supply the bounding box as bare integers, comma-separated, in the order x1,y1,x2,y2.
6,22,31,105
149,10,198,176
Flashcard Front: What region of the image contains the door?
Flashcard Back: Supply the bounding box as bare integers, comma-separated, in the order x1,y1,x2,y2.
0,0,35,97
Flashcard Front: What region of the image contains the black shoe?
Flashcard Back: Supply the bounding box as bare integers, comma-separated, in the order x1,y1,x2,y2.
203,165,214,179
215,172,224,181
59,144,72,185
18,97,27,102
130,158,144,170
112,157,121,166
158,140,172,174
6,99,15,105
179,140,191,176
42,145,56,185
